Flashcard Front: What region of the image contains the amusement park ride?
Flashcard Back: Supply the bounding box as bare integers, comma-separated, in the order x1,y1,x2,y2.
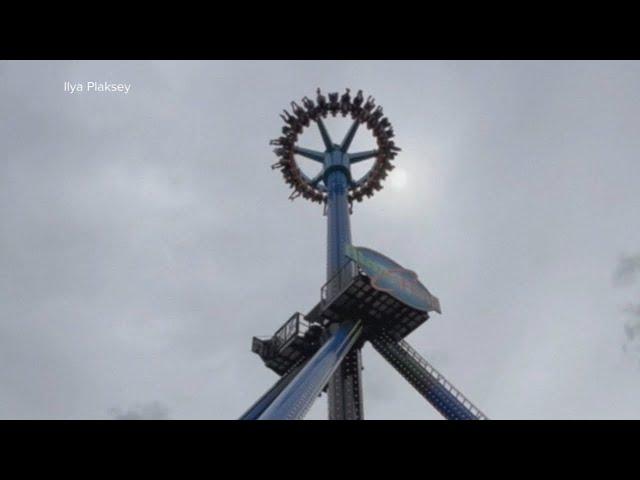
240,89,487,420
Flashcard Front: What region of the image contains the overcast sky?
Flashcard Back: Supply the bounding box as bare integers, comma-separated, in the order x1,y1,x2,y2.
1,60,639,419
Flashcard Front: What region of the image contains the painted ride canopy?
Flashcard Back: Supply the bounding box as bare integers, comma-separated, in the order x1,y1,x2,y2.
345,245,442,314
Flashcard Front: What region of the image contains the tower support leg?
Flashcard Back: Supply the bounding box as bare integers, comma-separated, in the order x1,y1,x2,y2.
371,331,487,420
328,346,364,420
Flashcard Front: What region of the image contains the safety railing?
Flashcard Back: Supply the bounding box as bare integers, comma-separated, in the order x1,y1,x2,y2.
272,312,310,351
396,336,488,420
320,260,359,306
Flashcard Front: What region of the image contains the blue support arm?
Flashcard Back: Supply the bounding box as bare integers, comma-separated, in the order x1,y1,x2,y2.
300,170,325,189
340,120,360,151
349,150,379,163
293,146,325,163
258,320,363,420
316,118,334,150
370,330,487,420
239,362,306,420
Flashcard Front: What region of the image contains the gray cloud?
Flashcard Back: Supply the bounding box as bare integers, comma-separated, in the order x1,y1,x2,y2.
623,306,640,338
616,255,640,361
622,307,640,363
2,61,640,419
614,254,640,287
110,401,170,420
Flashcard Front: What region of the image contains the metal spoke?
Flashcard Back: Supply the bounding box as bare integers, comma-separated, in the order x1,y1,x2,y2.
340,119,360,152
349,149,379,163
293,146,325,163
352,170,372,188
308,172,323,187
300,171,325,190
316,117,334,150
371,331,487,420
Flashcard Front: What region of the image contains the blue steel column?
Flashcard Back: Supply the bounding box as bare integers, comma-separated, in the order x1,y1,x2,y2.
324,147,364,420
325,160,352,282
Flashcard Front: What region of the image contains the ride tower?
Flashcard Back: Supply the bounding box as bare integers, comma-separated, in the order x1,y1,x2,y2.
241,89,488,420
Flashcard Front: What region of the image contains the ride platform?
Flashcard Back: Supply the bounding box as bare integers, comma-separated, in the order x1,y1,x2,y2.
252,312,324,376
306,261,430,342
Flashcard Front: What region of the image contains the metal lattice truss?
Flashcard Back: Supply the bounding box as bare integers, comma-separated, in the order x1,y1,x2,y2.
270,89,400,204
371,330,488,420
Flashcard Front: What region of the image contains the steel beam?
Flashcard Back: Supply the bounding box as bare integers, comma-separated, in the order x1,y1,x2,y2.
239,362,306,420
340,119,360,151
328,346,364,420
371,331,487,420
316,117,333,150
324,147,364,420
293,146,325,162
349,149,379,163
